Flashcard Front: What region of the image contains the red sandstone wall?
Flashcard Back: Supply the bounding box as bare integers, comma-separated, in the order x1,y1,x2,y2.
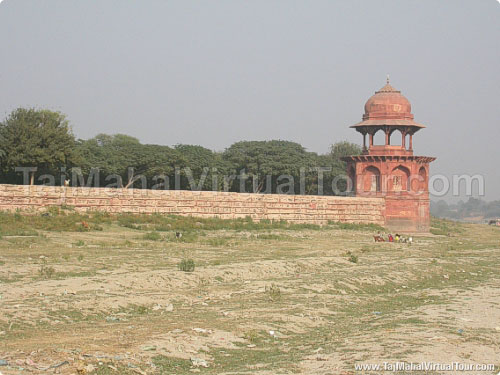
384,195,430,232
0,184,385,225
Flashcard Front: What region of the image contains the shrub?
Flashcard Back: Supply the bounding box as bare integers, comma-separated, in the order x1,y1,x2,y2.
0,212,324,236
134,305,149,315
256,233,288,240
122,222,142,230
118,213,321,232
47,206,61,216
205,237,230,246
197,277,209,294
244,330,261,344
265,283,282,302
178,258,195,272
360,246,370,253
329,221,385,232
348,254,359,264
166,231,198,243
143,231,162,241
430,228,448,236
91,224,103,231
430,217,464,235
90,211,112,223
39,260,55,279
153,356,192,373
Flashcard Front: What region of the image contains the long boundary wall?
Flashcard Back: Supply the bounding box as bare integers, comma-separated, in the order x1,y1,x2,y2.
0,184,385,225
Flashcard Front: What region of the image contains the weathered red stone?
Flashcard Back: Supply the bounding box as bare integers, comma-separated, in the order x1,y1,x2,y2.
342,78,435,232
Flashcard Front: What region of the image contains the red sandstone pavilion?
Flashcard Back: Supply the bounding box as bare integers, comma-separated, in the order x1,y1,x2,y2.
342,78,435,232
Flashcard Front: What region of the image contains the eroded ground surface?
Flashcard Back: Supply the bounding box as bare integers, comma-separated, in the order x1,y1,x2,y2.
0,215,499,374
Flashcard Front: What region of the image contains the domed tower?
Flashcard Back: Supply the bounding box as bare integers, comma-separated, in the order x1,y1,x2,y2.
342,78,436,232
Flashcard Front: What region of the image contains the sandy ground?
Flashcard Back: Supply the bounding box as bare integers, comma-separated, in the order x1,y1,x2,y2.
0,220,499,374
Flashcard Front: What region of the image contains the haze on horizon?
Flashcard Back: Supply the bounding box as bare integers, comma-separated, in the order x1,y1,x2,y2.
0,0,498,201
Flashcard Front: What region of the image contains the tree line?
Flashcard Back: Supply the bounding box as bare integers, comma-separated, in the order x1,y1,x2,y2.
0,108,361,195
431,198,500,221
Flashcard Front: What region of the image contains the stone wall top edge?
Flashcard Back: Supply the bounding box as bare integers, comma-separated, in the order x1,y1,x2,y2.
0,184,386,202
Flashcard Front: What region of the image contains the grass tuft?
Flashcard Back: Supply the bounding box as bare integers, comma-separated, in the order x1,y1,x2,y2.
329,221,385,231
142,231,162,241
265,283,282,301
38,259,55,279
178,258,195,272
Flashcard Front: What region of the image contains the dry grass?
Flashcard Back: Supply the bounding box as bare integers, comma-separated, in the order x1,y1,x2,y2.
0,213,499,374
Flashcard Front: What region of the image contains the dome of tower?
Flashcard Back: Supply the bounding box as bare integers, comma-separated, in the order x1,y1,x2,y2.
351,78,425,128
363,82,412,120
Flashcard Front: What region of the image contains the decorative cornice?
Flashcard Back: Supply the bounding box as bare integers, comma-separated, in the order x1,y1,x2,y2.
341,155,436,163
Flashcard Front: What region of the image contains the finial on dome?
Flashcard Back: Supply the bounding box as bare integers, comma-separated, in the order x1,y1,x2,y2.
375,76,400,93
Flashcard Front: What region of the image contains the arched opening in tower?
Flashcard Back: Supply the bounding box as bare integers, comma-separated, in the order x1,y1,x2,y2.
389,129,403,146
418,166,427,193
363,166,381,192
391,165,411,192
372,130,385,146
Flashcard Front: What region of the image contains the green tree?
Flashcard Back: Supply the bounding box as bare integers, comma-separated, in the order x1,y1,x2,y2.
222,140,317,194
174,144,231,191
484,200,500,219
75,134,185,188
315,141,362,195
330,141,362,161
0,134,5,159
130,144,185,189
75,134,140,187
0,108,76,184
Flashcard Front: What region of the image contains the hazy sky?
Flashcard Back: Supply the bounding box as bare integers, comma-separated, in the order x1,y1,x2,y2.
0,0,498,201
